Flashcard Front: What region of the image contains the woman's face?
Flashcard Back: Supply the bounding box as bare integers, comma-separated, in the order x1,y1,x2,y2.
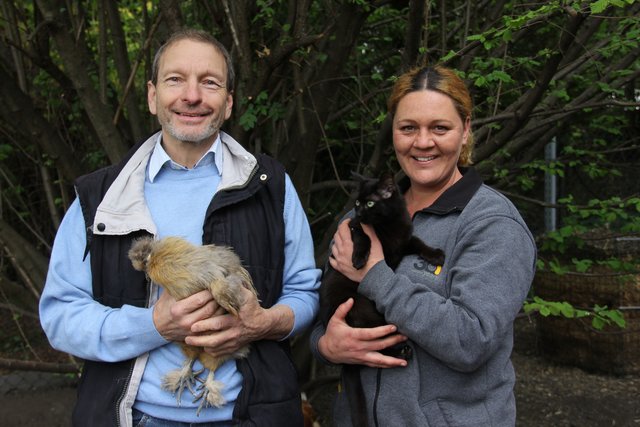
392,89,470,194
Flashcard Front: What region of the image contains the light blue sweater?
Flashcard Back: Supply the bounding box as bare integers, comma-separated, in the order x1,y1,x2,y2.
40,136,321,423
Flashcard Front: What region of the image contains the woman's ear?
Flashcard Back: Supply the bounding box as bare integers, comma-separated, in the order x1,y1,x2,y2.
462,116,471,145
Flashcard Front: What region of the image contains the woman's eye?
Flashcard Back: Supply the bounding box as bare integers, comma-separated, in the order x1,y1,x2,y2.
366,201,375,208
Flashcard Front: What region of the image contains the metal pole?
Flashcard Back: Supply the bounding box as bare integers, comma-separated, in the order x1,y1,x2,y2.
544,138,557,232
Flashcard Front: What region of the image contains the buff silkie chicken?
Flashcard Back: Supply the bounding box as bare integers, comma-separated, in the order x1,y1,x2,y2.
128,236,257,414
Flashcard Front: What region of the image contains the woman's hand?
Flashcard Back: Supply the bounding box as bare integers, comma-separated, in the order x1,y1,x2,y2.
328,220,384,282
318,298,408,369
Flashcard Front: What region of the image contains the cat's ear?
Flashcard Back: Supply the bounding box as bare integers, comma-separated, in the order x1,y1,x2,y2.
378,173,396,199
350,171,367,182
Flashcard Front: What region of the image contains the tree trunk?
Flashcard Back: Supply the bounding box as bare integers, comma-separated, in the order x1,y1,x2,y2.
0,66,83,182
0,219,49,297
35,0,130,164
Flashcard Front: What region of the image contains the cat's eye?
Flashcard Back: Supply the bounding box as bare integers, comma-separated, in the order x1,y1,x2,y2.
355,200,360,206
366,201,375,208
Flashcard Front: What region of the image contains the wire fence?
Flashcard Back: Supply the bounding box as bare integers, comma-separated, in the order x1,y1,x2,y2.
0,305,78,395
0,370,76,394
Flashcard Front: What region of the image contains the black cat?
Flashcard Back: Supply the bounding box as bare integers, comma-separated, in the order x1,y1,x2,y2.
319,172,445,427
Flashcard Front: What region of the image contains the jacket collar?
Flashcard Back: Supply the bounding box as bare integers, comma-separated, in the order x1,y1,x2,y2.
400,167,483,216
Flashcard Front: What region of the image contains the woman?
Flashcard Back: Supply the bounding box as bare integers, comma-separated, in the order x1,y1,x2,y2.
310,65,536,426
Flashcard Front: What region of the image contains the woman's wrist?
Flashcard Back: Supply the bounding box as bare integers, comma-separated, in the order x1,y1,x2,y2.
317,334,334,362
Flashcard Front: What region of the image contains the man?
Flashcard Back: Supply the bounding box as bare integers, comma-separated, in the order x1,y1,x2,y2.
39,29,320,426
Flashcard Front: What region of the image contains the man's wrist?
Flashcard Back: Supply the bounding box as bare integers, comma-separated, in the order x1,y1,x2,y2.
259,304,294,341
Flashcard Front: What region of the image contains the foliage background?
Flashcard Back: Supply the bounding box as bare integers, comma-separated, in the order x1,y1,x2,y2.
0,0,638,386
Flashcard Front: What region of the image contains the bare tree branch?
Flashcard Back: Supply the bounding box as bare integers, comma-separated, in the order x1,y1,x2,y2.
0,357,80,374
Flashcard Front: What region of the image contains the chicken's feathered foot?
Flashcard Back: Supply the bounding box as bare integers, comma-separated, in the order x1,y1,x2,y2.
161,357,202,406
193,370,226,415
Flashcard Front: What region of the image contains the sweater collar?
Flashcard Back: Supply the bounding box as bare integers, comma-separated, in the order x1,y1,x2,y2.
400,167,483,215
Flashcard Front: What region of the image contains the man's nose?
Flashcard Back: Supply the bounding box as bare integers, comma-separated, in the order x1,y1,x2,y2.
182,79,202,103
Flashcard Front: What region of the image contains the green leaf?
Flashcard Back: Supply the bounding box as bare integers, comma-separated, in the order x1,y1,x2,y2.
440,50,457,62
238,111,258,131
467,34,484,42
590,0,609,14
559,302,575,318
592,317,605,330
0,144,13,161
474,75,487,87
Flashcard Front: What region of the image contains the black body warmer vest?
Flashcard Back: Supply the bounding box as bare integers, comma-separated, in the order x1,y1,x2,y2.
72,143,303,426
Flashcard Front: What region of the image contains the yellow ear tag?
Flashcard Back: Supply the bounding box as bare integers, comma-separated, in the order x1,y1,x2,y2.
434,266,442,276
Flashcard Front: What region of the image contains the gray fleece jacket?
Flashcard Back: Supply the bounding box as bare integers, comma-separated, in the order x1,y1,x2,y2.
311,168,536,426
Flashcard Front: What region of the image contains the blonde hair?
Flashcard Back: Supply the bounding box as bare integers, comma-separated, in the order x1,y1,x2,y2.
387,65,474,166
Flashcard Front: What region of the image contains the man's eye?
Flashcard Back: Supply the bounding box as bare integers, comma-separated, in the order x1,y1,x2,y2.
203,80,223,89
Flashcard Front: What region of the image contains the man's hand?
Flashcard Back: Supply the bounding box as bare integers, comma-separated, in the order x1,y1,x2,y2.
185,286,294,358
318,298,408,369
152,289,223,342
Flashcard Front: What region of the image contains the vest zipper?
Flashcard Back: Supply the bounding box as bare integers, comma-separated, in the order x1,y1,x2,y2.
115,361,136,427
116,274,153,427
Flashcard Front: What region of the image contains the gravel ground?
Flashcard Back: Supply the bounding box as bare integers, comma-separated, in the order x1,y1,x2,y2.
1,315,638,426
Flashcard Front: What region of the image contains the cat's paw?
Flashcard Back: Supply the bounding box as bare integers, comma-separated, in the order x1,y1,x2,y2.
429,249,445,266
351,251,370,269
420,247,445,266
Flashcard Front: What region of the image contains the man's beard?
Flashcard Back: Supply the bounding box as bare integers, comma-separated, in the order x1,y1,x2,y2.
163,120,221,145
157,102,227,145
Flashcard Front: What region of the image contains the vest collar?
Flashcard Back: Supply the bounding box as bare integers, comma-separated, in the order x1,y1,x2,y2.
91,131,258,236
92,133,157,236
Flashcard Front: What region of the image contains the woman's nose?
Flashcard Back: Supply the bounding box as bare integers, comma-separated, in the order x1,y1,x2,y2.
413,128,435,147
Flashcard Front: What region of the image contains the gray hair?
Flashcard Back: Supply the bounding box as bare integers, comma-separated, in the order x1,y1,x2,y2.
150,28,235,90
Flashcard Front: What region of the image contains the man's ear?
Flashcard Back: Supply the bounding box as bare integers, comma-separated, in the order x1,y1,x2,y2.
224,92,233,120
147,81,157,115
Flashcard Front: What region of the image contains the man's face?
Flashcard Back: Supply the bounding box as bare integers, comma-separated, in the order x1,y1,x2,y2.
147,39,233,147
